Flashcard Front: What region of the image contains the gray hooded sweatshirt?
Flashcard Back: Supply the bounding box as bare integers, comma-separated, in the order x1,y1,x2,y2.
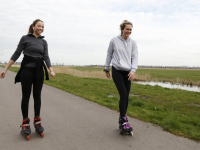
105,35,138,72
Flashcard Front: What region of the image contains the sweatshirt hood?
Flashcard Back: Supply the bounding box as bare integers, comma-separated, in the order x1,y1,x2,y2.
117,35,130,42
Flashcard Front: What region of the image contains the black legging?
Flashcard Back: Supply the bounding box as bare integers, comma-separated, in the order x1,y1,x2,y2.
20,67,44,119
112,66,131,118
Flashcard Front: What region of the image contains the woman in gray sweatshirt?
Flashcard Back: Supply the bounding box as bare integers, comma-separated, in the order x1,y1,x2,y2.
104,20,138,136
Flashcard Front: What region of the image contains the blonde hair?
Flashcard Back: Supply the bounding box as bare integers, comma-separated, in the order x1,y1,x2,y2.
120,20,133,35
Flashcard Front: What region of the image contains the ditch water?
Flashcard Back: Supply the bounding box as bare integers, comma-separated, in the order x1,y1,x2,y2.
135,81,200,92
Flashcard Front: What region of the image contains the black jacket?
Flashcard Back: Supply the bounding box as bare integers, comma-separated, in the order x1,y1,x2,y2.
15,55,49,84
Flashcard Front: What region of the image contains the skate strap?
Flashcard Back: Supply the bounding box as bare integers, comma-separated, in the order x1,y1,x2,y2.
34,121,41,125
20,124,30,127
122,122,127,126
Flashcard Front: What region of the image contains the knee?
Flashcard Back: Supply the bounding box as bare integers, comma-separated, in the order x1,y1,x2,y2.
33,91,41,99
33,95,41,101
120,93,128,100
22,95,30,101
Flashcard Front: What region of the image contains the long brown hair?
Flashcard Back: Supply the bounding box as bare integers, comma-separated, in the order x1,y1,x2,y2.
28,19,43,33
120,20,133,36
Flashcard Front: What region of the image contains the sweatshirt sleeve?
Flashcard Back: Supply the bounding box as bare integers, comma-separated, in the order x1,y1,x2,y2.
10,36,26,61
131,41,138,72
104,40,114,70
43,40,52,68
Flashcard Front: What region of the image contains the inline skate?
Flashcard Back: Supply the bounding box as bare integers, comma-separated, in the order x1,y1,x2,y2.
34,116,44,138
20,118,31,141
119,114,133,137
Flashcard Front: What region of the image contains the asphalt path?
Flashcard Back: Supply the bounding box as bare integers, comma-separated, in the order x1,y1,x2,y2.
0,67,199,150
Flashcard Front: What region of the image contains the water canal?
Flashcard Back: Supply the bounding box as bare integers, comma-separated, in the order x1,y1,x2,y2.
135,81,200,92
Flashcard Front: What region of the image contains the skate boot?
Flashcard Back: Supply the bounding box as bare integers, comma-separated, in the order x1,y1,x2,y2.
119,116,133,137
119,114,128,130
34,116,44,138
20,118,31,141
119,115,123,130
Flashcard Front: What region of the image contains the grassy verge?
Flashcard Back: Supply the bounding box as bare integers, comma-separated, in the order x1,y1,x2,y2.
2,65,200,141
45,74,200,141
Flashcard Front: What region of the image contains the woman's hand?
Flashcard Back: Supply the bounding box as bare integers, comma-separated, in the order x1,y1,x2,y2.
49,67,56,78
128,71,135,81
0,69,7,79
50,71,56,78
105,72,111,78
0,60,14,79
104,69,110,79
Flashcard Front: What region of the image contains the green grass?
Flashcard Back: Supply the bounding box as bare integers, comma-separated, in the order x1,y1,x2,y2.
44,74,200,141
71,66,200,86
71,66,200,82
2,65,200,141
137,68,200,83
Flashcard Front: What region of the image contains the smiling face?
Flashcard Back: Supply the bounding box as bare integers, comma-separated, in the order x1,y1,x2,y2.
121,24,132,39
33,21,44,36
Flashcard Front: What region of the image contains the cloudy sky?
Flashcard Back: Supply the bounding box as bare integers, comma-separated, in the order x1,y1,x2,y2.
0,0,200,66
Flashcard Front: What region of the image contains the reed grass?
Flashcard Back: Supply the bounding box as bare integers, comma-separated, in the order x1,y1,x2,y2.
53,66,152,81
53,66,108,79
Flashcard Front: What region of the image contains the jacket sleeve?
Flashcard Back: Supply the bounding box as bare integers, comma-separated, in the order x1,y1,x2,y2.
104,40,114,70
131,41,138,72
43,40,52,68
10,36,26,61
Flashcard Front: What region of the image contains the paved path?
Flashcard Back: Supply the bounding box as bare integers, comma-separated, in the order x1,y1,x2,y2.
0,67,199,150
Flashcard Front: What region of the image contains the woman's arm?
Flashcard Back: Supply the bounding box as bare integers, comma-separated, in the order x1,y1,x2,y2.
104,40,114,78
105,40,114,71
0,36,25,79
131,41,138,72
11,36,25,62
128,41,138,81
0,60,15,79
43,40,56,78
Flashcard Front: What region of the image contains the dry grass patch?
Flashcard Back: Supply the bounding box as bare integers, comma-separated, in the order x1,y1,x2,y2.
53,66,152,81
53,66,109,79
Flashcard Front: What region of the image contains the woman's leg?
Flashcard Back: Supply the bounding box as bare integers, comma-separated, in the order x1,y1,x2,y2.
20,67,34,119
122,72,131,114
33,68,44,117
112,67,128,118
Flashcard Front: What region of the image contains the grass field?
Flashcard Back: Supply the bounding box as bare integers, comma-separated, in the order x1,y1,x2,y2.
70,66,200,86
1,65,200,141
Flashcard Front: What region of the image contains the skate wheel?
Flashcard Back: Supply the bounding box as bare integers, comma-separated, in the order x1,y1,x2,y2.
130,132,134,137
40,133,44,138
120,132,125,136
26,135,30,141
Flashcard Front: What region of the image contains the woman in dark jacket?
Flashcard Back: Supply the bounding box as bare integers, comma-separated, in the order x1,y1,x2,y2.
0,19,56,140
